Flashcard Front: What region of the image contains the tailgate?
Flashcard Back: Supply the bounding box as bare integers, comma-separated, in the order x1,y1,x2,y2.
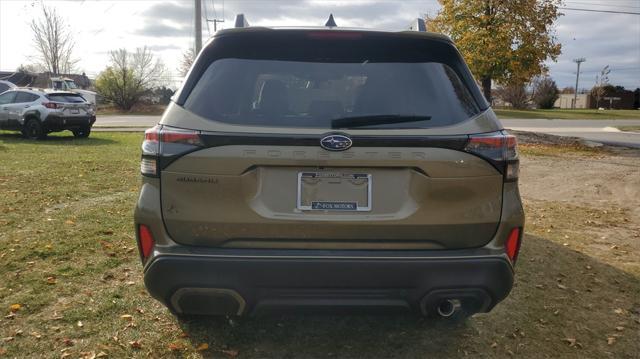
160,144,503,250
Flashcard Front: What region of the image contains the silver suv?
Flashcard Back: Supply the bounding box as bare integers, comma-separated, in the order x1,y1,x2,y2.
0,88,95,139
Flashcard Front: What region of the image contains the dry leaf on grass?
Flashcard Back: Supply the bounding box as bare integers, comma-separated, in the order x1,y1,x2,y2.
96,352,108,358
607,337,616,345
222,349,239,357
46,276,57,285
129,340,142,349
9,303,21,312
168,342,185,352
120,314,133,321
62,338,74,347
196,343,209,351
563,338,577,347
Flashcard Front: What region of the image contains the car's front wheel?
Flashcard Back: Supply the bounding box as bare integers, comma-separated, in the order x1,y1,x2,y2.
72,126,91,138
22,118,46,140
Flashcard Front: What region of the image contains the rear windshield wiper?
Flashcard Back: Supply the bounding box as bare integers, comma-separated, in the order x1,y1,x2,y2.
330,115,431,129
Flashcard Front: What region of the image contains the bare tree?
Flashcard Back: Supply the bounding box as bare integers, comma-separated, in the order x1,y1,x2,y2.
30,5,78,75
531,76,560,109
96,47,167,111
591,65,610,108
178,48,196,76
496,82,529,109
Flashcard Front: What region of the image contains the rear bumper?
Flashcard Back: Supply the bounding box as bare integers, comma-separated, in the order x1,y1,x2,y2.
143,250,514,316
43,114,96,131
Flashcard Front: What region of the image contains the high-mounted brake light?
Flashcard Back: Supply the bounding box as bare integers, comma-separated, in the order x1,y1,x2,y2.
505,227,522,264
465,131,519,181
307,31,363,40
137,224,155,262
140,125,203,177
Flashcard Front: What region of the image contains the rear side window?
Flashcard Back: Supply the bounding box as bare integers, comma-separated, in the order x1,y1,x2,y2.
181,31,485,129
14,92,39,103
185,59,479,129
47,94,86,103
0,91,16,105
0,83,11,93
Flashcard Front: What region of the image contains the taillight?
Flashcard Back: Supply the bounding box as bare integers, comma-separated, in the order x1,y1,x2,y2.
140,125,203,177
43,102,62,109
137,224,155,262
505,227,522,264
465,131,519,181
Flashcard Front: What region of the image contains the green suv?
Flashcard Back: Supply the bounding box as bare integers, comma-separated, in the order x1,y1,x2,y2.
134,23,524,319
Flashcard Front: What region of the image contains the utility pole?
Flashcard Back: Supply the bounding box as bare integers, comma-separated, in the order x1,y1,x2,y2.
572,57,586,109
195,0,202,54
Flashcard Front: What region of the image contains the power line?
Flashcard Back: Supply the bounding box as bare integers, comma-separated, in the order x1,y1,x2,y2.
560,7,640,15
565,1,640,10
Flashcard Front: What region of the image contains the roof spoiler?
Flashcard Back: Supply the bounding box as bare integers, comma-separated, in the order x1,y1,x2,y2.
407,18,427,32
235,14,249,28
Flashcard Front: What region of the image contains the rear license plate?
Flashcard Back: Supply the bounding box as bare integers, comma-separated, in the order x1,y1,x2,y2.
70,108,80,114
297,172,371,211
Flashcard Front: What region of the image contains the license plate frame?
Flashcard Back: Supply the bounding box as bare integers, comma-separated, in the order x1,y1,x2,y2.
296,172,372,212
70,108,80,114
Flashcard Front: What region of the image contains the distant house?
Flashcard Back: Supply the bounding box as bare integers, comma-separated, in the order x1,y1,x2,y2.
555,87,637,110
0,71,93,90
554,94,590,109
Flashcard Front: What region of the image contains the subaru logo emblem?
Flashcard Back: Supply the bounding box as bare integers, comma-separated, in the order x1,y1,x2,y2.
320,134,352,151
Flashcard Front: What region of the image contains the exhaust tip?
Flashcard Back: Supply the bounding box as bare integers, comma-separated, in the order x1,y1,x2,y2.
436,299,461,318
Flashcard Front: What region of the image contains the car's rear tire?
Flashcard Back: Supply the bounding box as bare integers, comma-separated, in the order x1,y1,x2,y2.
72,126,91,138
22,118,46,140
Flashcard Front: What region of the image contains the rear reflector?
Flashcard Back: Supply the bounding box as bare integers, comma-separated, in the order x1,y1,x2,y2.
505,228,522,264
138,224,155,261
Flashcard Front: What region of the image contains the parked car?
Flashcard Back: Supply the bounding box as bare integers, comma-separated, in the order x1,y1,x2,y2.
50,77,97,105
0,80,16,94
134,19,524,320
0,88,95,139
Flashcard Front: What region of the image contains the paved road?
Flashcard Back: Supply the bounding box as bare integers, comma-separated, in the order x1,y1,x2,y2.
501,119,640,148
93,115,640,148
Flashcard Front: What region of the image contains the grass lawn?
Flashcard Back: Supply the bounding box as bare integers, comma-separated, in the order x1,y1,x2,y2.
616,126,640,132
494,108,640,120
0,132,638,358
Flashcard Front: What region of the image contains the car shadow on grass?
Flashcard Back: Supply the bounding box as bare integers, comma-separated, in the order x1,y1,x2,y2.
174,234,640,358
0,132,117,146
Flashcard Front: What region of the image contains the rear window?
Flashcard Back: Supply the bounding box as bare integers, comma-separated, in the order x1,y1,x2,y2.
181,31,484,129
185,59,480,129
47,93,86,103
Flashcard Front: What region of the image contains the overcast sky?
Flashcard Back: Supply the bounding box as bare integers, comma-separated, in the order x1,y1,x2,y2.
0,0,638,90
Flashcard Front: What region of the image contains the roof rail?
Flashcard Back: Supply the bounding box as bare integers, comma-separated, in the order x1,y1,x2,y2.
235,14,249,28
325,14,337,27
408,18,427,32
